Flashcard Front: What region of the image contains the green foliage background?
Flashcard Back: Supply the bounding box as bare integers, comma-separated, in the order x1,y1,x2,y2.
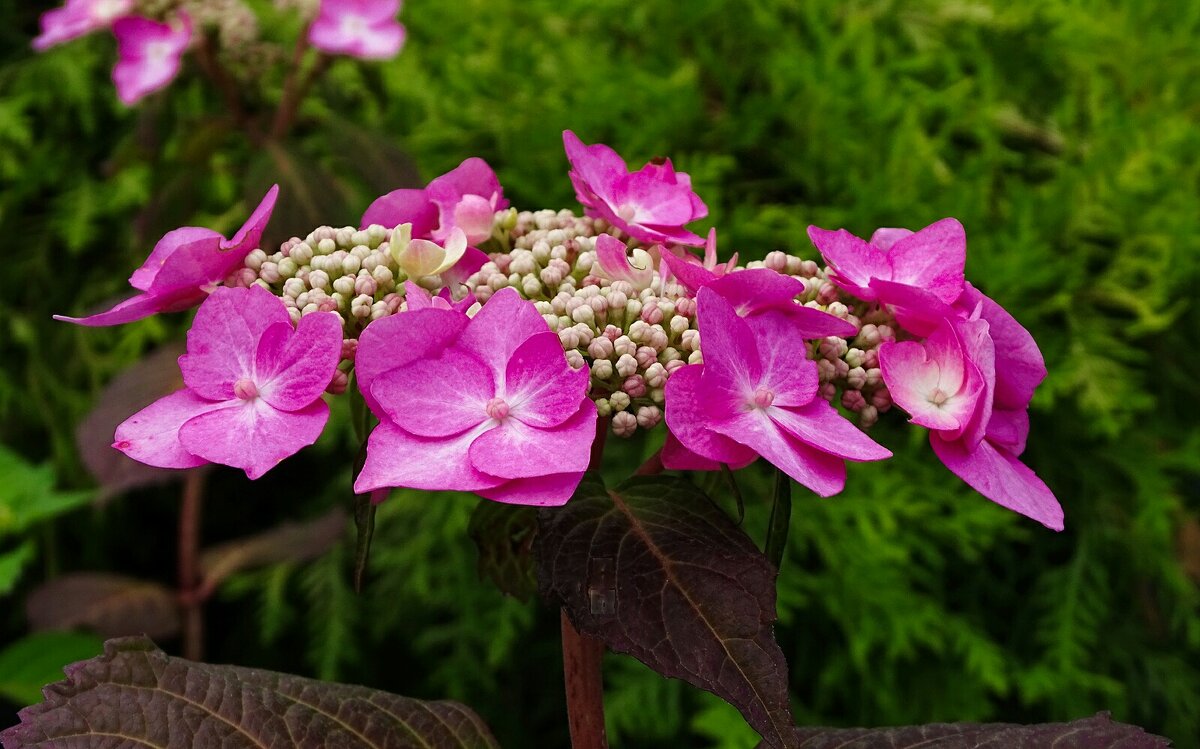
1,0,1198,746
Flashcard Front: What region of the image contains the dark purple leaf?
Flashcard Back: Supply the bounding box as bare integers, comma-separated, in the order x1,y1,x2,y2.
469,499,538,601
75,343,198,501
200,507,346,593
537,474,795,749
0,636,501,749
758,712,1170,748
26,573,181,640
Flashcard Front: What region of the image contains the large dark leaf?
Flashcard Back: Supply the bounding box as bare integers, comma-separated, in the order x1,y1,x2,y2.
26,573,181,640
757,713,1170,748
469,499,538,601
0,636,501,749
537,474,794,749
75,343,194,501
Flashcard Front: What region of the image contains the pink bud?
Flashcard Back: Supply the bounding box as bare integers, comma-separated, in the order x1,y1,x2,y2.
233,378,258,400
635,346,658,369
640,301,663,325
842,389,867,411
635,406,662,429
819,382,837,402
588,336,615,359
485,397,511,420
326,369,349,395
612,411,637,437
454,194,496,245
752,387,775,409
622,375,647,398
341,338,358,361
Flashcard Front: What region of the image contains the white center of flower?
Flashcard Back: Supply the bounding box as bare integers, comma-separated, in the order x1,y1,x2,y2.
93,0,125,22
234,378,259,401
928,388,950,407
485,397,510,420
616,204,638,223
752,387,775,409
145,41,173,64
340,14,369,37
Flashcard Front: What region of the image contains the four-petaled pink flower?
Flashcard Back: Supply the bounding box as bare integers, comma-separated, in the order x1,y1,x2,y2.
114,286,343,479
32,0,132,51
664,288,891,494
112,14,193,105
309,0,406,60
564,130,708,247
354,287,598,505
55,186,278,326
880,315,1062,530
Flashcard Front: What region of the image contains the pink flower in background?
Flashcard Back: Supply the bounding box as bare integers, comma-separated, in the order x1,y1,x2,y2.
55,186,278,326
880,316,1063,530
663,288,891,494
564,130,708,247
807,218,966,305
355,288,597,505
32,0,132,51
112,14,193,105
113,286,343,479
309,0,405,60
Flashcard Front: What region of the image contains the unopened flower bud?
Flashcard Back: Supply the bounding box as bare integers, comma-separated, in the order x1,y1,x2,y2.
870,388,891,411
373,266,394,289
644,362,666,388
317,237,336,255
571,304,594,325
258,261,281,284
278,258,299,279
595,398,612,417
244,249,267,271
592,359,614,380
283,278,306,299
614,336,636,357
636,406,662,430
566,350,586,369
625,299,643,320
615,354,638,378
764,251,788,272
325,369,349,395
588,336,614,360
640,301,663,325
865,367,882,388
687,350,704,365
845,348,866,368
669,315,690,336
351,295,372,319
680,330,700,352
635,346,657,369
608,391,631,412
308,270,330,291
623,375,647,398
859,405,879,428
842,389,867,411
819,382,837,402
846,366,867,390
332,275,355,296
817,359,836,382
559,328,581,349
612,411,637,437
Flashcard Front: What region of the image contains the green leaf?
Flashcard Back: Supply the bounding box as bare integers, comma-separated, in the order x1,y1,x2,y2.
537,473,794,749
0,447,93,537
0,540,36,596
26,573,181,640
1,636,501,749
468,499,538,601
764,468,792,571
0,632,105,707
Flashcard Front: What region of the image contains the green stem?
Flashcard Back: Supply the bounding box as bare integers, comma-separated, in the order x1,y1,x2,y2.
764,468,792,571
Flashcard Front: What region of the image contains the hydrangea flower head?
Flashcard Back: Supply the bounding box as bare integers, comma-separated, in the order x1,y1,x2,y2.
664,288,891,495
56,186,278,326
880,316,1062,530
112,14,193,105
355,288,597,505
564,130,708,247
309,0,406,60
114,286,343,479
32,0,132,51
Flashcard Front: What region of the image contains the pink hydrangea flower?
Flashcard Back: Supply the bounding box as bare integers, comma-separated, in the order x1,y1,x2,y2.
32,0,132,51
660,228,737,290
113,286,343,479
309,0,405,59
55,186,278,326
564,130,708,247
112,14,193,105
402,280,477,314
880,316,1062,530
807,218,966,305
354,288,597,505
593,234,657,290
663,288,891,495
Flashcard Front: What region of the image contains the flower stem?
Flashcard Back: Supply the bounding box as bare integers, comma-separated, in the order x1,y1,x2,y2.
561,610,609,749
178,470,206,661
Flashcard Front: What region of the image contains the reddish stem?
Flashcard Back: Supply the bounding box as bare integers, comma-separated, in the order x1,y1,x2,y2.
193,32,253,138
178,470,206,661
635,449,664,476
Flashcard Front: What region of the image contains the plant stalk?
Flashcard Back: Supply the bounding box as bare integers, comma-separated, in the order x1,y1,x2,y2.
178,470,206,661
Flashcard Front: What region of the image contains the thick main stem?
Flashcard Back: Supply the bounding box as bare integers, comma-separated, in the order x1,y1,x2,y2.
178,470,205,661
560,418,610,749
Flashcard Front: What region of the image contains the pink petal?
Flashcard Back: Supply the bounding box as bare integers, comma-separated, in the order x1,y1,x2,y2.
662,365,758,466
440,246,489,289
781,305,858,339
129,227,222,291
806,226,887,300
696,287,762,399
359,188,438,237
179,398,329,480
710,409,847,497
354,308,469,414
370,344,494,437
869,278,959,337
54,290,199,327
222,185,279,252
402,281,434,310
952,317,995,448
256,311,343,411
613,164,705,227
594,234,652,286
960,283,1045,410
707,268,806,317
505,331,590,428
426,158,507,241
458,287,549,374
767,399,892,461
660,249,718,295
742,310,819,407
469,401,597,480
112,15,192,105
113,389,221,470
868,227,913,250
477,471,587,507
930,434,1063,531
179,286,290,402
986,407,1029,456
353,421,501,494
34,0,133,50
563,130,627,209
885,218,966,305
